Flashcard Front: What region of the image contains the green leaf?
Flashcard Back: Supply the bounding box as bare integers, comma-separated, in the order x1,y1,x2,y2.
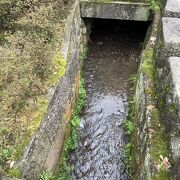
71,116,80,127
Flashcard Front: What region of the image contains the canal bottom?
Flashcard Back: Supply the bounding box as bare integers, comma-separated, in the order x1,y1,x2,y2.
70,19,149,180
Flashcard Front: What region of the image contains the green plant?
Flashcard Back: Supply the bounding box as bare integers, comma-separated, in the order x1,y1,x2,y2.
80,47,88,62
40,170,53,180
124,142,133,172
124,120,134,135
8,168,21,178
150,0,160,11
123,74,137,177
0,149,10,165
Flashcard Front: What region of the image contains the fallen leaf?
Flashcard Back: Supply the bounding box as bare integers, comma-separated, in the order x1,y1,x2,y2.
159,155,171,170
163,157,171,170
146,104,155,110
10,160,15,169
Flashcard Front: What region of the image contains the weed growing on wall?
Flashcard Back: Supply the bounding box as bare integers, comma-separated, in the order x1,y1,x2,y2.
80,47,88,62
124,74,137,176
40,170,54,180
150,0,160,11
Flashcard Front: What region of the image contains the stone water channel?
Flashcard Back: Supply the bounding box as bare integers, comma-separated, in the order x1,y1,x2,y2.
70,19,149,180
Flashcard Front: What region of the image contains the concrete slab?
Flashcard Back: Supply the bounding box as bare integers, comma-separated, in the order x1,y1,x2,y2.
164,0,180,18
80,1,151,21
162,18,180,57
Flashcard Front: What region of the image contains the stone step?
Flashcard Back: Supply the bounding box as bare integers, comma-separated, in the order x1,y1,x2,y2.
80,0,151,21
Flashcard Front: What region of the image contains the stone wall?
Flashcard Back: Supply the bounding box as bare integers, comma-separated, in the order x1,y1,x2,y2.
131,0,180,177
12,1,88,179
132,12,172,179
156,0,180,179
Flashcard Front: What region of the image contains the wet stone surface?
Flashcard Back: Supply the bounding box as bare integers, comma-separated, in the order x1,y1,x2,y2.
70,20,147,180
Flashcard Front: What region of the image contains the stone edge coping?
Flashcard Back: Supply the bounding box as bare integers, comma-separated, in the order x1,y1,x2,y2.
80,0,151,21
80,0,150,6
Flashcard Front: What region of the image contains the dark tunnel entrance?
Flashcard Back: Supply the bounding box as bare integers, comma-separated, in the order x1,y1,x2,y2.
70,19,150,180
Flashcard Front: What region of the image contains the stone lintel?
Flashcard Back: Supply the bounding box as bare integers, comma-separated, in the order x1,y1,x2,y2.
80,1,151,21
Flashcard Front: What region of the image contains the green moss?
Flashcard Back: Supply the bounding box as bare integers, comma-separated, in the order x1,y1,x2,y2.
40,170,53,180
150,0,160,11
141,48,155,79
8,168,21,178
48,52,67,86
150,110,169,159
169,103,177,113
149,109,171,179
155,170,170,180
27,97,48,135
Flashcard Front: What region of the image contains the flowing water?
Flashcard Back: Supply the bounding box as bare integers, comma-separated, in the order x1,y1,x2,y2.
70,20,148,180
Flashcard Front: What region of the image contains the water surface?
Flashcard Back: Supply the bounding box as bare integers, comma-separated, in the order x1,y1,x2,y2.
70,20,147,180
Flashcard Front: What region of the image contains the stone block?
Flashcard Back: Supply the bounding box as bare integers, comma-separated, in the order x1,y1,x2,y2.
161,18,180,57
18,129,51,180
80,1,151,21
164,0,180,18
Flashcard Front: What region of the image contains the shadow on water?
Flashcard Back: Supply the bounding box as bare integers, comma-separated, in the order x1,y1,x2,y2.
70,19,149,180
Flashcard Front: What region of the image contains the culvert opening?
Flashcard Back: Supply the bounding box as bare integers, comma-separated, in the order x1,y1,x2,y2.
70,19,150,179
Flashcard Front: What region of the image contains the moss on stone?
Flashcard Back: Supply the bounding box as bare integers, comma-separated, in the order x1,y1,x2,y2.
130,30,171,179
48,52,67,86
27,97,49,135
150,109,169,160
147,102,171,179
155,169,170,180
141,48,155,79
